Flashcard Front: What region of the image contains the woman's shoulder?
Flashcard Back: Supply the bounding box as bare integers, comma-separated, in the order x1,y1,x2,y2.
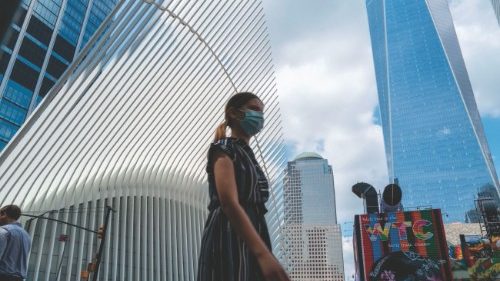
209,138,239,161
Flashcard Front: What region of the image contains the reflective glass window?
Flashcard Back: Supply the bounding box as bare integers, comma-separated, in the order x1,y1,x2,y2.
10,59,39,91
18,37,47,67
0,119,19,141
4,80,32,109
0,99,27,126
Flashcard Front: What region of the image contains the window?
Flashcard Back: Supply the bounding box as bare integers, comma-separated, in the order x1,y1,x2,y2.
0,99,27,125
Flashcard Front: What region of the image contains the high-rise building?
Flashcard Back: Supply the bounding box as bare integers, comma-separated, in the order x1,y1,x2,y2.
0,1,285,280
282,152,344,281
492,0,500,25
0,0,118,150
366,0,499,223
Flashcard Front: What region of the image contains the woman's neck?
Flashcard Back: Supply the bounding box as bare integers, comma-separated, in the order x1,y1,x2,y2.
230,128,250,144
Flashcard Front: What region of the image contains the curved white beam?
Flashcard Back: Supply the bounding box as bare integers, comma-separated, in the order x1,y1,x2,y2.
0,1,285,280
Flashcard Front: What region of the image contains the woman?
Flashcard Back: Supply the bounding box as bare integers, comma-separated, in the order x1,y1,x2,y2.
197,92,290,281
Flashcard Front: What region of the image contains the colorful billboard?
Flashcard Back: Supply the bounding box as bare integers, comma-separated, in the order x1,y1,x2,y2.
353,209,452,281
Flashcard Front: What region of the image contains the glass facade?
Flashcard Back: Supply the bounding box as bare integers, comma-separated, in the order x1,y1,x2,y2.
285,153,337,225
366,0,500,222
282,152,344,281
0,0,117,150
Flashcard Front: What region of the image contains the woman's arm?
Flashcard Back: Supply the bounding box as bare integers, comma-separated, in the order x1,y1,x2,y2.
213,151,290,281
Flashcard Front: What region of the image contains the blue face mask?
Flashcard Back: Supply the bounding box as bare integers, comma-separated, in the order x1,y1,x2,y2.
239,109,264,136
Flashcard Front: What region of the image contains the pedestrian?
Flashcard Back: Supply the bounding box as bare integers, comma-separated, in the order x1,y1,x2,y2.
197,92,290,281
0,205,31,281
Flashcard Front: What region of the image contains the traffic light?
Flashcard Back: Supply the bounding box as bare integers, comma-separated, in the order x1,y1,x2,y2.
81,270,89,280
58,234,70,242
87,262,97,272
97,224,105,239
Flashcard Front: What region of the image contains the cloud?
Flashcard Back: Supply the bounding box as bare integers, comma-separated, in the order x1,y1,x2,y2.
276,53,387,277
450,0,500,117
264,0,388,224
264,0,388,276
264,0,500,220
264,0,500,277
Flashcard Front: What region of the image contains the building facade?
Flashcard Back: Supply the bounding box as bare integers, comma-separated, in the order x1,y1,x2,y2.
0,0,117,150
0,1,285,280
282,152,344,281
366,0,500,223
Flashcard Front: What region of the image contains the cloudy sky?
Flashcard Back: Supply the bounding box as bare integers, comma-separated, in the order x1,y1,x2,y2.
262,0,500,278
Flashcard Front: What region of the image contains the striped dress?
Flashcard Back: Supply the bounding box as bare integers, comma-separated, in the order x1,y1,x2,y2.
197,137,271,281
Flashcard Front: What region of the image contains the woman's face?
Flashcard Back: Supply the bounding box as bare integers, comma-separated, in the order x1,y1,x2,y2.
229,98,265,136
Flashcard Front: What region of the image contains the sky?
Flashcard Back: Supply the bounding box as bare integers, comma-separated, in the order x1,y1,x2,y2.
262,0,500,279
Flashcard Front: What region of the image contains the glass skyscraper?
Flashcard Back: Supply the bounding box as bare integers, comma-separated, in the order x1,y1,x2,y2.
0,0,117,150
366,0,499,223
282,152,344,281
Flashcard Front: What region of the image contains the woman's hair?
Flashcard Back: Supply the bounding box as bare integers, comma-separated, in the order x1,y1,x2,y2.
214,92,260,141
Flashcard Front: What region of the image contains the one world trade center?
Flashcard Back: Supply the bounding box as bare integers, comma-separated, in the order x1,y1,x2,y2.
365,0,499,222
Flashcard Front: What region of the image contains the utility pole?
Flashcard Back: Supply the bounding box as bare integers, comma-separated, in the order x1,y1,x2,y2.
90,206,113,281
21,206,114,281
55,234,70,281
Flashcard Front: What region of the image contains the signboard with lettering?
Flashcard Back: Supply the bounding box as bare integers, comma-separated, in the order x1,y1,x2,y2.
353,209,452,281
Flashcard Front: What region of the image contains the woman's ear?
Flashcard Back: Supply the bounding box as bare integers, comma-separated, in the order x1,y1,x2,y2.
228,107,244,121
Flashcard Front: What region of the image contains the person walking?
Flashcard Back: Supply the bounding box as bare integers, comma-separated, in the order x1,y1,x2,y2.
197,92,290,281
0,205,31,281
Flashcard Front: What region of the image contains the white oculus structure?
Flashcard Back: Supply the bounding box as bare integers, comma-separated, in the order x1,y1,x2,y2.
0,1,286,280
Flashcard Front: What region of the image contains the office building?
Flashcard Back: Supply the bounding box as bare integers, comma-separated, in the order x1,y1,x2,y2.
282,152,344,281
366,0,499,222
0,1,285,280
0,0,117,150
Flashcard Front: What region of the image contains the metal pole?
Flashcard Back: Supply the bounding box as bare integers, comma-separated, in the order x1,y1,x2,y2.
55,237,68,281
21,213,98,234
91,206,113,281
